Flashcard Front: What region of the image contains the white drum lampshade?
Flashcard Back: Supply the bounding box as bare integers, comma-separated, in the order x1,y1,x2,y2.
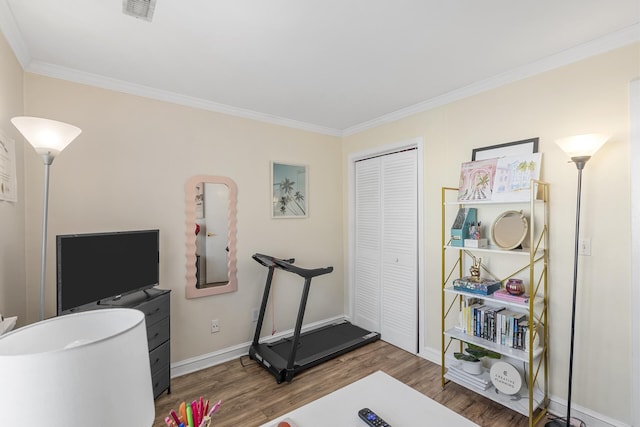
0,309,155,426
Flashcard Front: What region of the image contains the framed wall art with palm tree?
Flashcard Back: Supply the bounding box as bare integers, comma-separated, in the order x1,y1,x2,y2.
271,162,308,218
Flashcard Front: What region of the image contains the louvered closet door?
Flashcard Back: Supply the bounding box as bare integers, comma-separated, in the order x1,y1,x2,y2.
380,150,417,352
354,157,382,333
354,149,418,353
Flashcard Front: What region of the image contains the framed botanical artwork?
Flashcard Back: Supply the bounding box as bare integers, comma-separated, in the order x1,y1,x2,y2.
271,162,307,218
472,137,539,161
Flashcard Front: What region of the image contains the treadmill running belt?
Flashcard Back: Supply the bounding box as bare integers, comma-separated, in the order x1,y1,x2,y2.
268,322,372,361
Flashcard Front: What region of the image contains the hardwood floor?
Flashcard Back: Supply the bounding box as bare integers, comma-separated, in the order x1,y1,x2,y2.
154,340,547,427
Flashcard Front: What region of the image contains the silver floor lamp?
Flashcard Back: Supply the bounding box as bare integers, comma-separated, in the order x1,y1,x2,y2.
546,134,609,427
11,117,82,320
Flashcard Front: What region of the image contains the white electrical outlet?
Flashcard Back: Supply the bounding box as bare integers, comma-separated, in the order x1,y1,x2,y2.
251,308,259,322
211,319,220,333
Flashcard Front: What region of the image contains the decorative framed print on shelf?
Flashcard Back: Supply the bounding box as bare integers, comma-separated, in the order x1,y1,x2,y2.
271,162,307,218
471,137,539,161
458,153,542,202
457,159,497,202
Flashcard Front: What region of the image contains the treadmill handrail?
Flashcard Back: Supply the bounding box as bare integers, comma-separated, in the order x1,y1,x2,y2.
252,253,295,268
272,258,333,279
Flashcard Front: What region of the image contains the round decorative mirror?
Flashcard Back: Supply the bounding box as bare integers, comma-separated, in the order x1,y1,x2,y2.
491,210,528,250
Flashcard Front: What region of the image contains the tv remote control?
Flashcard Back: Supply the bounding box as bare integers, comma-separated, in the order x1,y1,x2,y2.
358,408,392,427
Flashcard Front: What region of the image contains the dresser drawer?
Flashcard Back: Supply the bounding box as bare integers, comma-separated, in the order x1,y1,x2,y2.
152,366,171,399
147,316,170,351
149,341,170,376
136,293,170,327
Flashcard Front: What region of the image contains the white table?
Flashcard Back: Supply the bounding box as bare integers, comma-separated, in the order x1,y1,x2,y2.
259,370,480,427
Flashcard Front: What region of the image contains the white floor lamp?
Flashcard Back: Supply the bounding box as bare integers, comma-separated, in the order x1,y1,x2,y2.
546,134,609,427
11,116,82,320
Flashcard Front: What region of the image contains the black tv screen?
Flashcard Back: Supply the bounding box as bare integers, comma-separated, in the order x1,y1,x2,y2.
56,229,159,314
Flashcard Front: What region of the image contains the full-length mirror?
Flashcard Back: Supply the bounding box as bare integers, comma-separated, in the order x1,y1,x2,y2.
185,175,238,298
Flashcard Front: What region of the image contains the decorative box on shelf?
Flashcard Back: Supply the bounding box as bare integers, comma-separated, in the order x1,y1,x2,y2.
464,238,487,248
453,277,501,295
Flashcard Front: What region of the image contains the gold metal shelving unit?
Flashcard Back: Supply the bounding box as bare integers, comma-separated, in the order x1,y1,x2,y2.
440,181,549,427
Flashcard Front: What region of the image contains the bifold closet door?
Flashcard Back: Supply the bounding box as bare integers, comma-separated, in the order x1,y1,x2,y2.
354,149,418,353
354,157,382,333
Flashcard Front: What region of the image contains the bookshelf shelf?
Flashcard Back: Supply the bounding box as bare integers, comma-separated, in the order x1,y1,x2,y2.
440,182,549,427
444,371,545,417
444,328,543,362
444,355,545,417
443,245,544,256
443,287,543,311
444,198,546,206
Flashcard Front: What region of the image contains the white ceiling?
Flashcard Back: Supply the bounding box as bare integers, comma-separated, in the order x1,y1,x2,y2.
1,1,638,136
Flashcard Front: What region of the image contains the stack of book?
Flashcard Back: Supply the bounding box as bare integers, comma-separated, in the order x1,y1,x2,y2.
445,355,492,391
493,288,529,304
460,299,529,350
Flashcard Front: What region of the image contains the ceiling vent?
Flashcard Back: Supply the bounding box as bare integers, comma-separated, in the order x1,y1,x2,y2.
123,0,156,22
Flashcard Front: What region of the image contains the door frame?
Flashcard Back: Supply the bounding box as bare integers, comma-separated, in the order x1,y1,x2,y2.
347,137,425,355
630,78,639,427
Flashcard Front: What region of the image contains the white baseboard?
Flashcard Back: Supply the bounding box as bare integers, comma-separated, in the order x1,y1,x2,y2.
170,341,250,378
170,315,347,378
418,346,441,365
545,399,630,427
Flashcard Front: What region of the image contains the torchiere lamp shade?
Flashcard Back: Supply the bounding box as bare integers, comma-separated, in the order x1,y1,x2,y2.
556,133,609,159
10,116,82,157
0,308,154,426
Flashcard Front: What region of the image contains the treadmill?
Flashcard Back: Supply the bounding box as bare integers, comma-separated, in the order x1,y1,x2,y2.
249,253,380,383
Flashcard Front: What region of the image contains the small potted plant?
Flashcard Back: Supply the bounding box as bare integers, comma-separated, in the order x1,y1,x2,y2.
454,344,501,375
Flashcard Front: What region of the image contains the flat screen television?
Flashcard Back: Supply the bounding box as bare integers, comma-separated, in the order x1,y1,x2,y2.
56,229,159,314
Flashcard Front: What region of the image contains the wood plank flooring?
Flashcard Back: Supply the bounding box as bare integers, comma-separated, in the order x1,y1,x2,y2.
153,340,547,427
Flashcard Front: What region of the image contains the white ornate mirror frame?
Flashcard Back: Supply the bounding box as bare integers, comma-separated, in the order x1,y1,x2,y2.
185,175,238,298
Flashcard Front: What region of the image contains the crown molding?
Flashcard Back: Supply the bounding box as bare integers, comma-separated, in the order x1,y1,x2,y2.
342,23,640,137
0,0,30,68
25,60,343,137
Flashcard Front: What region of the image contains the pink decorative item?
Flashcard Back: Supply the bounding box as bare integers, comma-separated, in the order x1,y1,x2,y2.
506,278,525,296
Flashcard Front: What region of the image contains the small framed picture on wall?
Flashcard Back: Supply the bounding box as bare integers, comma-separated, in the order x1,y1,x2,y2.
271,162,308,218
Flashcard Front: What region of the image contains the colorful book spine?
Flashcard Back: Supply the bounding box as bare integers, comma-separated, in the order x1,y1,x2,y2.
457,295,529,350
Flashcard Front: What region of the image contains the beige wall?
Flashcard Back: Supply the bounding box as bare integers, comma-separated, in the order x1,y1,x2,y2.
20,74,344,361
0,33,26,325
342,44,640,424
